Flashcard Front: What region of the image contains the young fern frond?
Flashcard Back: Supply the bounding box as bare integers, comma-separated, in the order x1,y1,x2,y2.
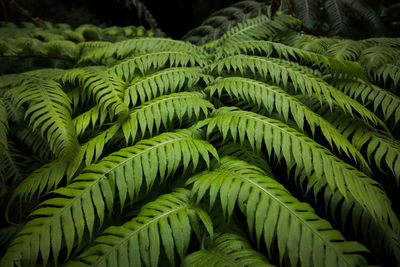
182,232,273,267
110,50,208,82
0,130,218,267
67,189,213,267
206,77,370,172
123,67,204,107
62,66,130,118
6,78,79,161
122,92,214,143
212,55,385,129
189,157,369,267
205,107,400,234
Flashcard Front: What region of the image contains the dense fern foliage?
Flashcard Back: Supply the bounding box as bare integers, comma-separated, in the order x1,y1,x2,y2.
0,21,154,74
1,10,400,267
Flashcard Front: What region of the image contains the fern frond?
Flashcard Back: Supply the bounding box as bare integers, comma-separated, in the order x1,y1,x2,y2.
205,107,399,233
324,0,349,34
62,66,129,118
110,51,208,82
210,15,299,49
290,0,320,30
289,35,337,54
212,55,384,128
220,40,364,77
325,40,366,61
333,78,400,125
358,46,399,69
315,105,400,184
124,67,204,107
182,232,273,267
0,98,8,151
189,157,368,267
68,189,213,267
122,92,214,143
1,130,218,267
370,63,400,86
9,159,68,202
79,38,206,64
72,105,108,137
207,77,369,171
6,78,79,160
1,140,29,183
316,178,400,262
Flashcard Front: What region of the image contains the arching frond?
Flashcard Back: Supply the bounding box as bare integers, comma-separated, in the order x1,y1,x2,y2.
62,66,129,118
220,40,364,77
122,92,214,143
5,78,79,160
370,63,400,86
110,51,208,82
325,40,366,61
209,15,300,49
0,130,218,267
212,55,384,128
124,67,204,107
333,78,400,125
68,189,213,267
189,157,368,267
182,232,273,267
206,77,369,171
205,107,399,234
79,37,206,64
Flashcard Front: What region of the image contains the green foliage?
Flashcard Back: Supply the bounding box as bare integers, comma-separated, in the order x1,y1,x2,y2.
1,11,400,267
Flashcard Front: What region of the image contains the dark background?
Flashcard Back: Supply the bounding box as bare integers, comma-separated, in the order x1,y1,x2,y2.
0,0,240,38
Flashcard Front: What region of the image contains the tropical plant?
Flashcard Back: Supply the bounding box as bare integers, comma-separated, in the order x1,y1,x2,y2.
1,9,400,267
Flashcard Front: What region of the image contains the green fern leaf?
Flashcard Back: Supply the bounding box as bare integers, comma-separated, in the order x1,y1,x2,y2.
62,66,130,119
122,92,214,143
334,78,400,125
6,78,79,160
324,0,349,35
205,107,399,234
212,55,384,128
210,15,300,49
79,37,206,64
182,232,273,267
221,40,364,78
189,157,368,267
0,98,8,151
67,189,212,267
124,67,204,107
290,0,320,30
206,77,370,172
0,130,218,267
111,50,208,82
